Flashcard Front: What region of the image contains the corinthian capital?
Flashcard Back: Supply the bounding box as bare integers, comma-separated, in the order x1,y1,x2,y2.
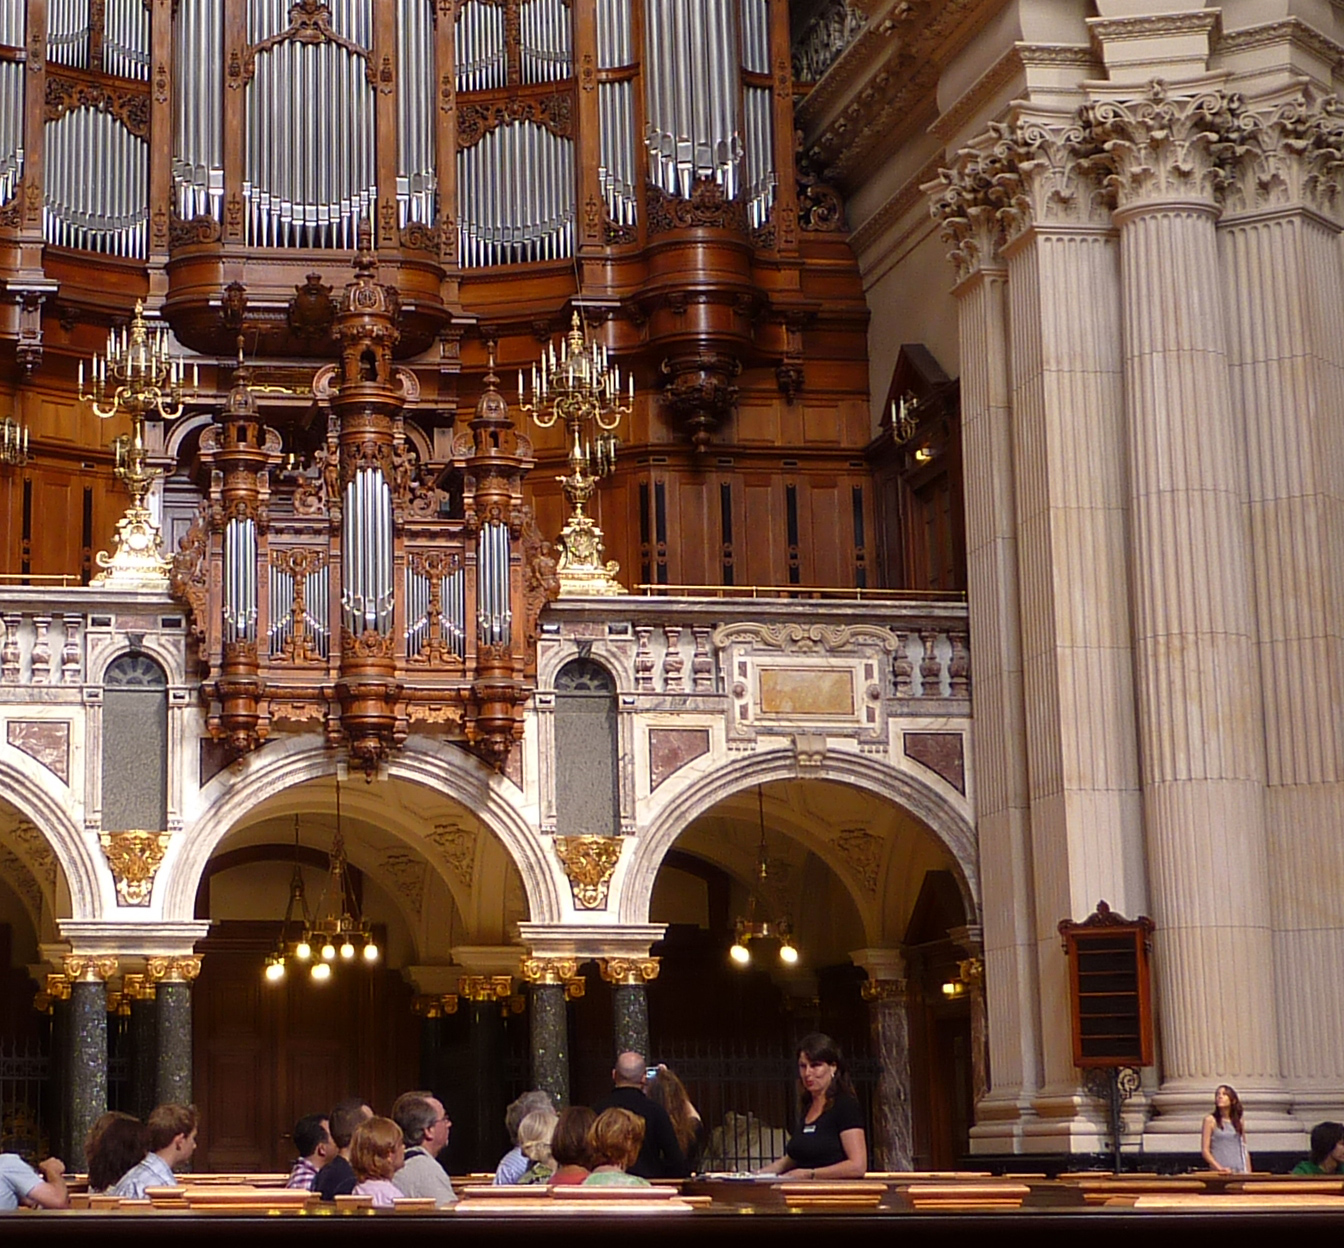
992,117,1110,238
1077,82,1246,213
1221,93,1344,222
926,148,1013,282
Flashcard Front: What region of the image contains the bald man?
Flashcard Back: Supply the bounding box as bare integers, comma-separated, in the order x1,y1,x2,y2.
591,1051,688,1179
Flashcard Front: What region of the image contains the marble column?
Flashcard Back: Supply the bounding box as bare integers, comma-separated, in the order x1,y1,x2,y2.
126,977,158,1121
853,949,912,1171
600,957,659,1059
1085,87,1284,1139
997,121,1146,1126
950,926,988,1108
1218,99,1344,1126
147,956,201,1107
65,955,118,1170
929,163,1042,1149
521,956,581,1108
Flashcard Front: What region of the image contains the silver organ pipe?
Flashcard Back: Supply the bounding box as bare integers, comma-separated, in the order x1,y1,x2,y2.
0,0,23,208
476,523,510,648
341,467,393,638
518,0,570,86
458,120,573,267
268,558,331,659
596,0,635,229
174,0,224,221
454,0,506,92
739,0,774,230
46,0,89,69
43,107,148,256
223,517,259,645
405,565,465,660
644,0,741,199
103,0,150,80
244,0,374,247
396,0,435,227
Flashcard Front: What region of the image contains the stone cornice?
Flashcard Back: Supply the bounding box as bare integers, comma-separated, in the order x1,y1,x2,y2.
1088,11,1219,44
797,0,1005,184
850,154,946,260
1215,18,1344,72
932,43,1097,144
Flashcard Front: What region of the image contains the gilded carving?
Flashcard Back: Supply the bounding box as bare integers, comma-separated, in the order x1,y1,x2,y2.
145,955,202,984
598,957,660,986
64,954,120,982
553,834,623,910
519,956,585,996
100,830,172,907
458,974,514,1002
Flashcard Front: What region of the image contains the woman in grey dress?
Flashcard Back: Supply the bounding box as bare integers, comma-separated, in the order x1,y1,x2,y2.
1201,1084,1251,1173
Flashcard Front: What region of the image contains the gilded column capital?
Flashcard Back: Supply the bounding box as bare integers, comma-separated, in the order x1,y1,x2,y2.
33,972,71,1012
99,830,172,907
520,955,587,998
553,835,623,910
458,973,515,1003
145,955,202,984
599,956,660,986
860,977,908,1003
958,956,985,987
120,972,154,1001
1077,82,1246,215
64,954,119,982
412,993,460,1018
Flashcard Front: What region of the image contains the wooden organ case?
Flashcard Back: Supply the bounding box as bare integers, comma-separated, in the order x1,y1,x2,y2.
178,230,556,773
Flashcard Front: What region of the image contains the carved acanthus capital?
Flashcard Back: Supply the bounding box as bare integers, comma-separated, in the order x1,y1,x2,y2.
553,835,623,910
989,117,1110,239
927,152,1009,282
100,830,171,907
145,955,202,984
1077,82,1246,214
64,954,120,983
599,956,660,986
1220,93,1344,222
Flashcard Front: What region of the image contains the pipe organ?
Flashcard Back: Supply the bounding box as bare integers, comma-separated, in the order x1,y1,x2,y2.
183,225,555,770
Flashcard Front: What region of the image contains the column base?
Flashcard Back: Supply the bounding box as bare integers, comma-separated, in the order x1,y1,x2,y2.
1142,1082,1303,1153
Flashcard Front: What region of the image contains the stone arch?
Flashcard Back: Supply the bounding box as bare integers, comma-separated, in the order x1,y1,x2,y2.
622,750,978,933
162,736,561,924
0,755,102,919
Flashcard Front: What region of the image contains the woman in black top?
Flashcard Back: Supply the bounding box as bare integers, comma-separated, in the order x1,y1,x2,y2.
758,1033,867,1180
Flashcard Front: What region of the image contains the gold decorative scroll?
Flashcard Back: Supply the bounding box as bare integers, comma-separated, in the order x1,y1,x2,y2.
598,957,660,987
520,955,586,999
457,974,514,1003
145,955,202,984
100,830,171,907
553,835,623,910
64,954,120,983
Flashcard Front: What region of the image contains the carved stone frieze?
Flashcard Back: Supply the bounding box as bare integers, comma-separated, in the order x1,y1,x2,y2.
553,834,623,910
99,830,171,907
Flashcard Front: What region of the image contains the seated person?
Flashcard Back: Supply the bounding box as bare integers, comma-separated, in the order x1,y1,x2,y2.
313,1098,372,1201
757,1033,867,1180
549,1106,595,1186
516,1108,558,1184
285,1114,336,1190
111,1104,198,1198
390,1091,457,1207
87,1114,149,1195
582,1107,652,1188
494,1091,554,1185
350,1116,406,1208
0,1152,67,1210
1293,1121,1344,1175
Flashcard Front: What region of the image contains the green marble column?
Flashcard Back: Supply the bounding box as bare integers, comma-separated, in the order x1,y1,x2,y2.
613,983,649,1059
129,987,158,1120
68,973,110,1170
530,983,570,1107
156,982,192,1105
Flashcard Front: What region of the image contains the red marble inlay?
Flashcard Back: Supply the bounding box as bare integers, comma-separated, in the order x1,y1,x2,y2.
649,728,710,790
903,731,965,794
7,720,70,784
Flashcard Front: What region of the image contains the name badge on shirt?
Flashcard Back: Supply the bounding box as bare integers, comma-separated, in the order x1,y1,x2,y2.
802,1124,816,1134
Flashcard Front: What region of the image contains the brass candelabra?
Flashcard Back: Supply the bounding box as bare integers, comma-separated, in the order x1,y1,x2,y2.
519,312,632,597
78,301,197,584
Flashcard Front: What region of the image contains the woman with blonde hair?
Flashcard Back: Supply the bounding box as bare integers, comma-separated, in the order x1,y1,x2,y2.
349,1116,406,1207
582,1107,652,1187
516,1108,558,1184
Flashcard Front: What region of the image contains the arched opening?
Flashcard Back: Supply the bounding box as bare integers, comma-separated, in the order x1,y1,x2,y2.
187,771,533,1173
616,777,975,1169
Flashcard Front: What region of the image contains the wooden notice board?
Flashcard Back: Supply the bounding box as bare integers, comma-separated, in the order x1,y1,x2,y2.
1058,901,1155,1069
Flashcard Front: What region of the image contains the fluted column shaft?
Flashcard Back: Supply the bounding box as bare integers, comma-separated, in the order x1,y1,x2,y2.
1004,217,1145,1106
1115,195,1279,1096
951,247,1042,1133
1220,189,1344,1113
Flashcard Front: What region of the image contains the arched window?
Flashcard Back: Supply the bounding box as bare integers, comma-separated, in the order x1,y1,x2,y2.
102,653,168,833
553,657,618,838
